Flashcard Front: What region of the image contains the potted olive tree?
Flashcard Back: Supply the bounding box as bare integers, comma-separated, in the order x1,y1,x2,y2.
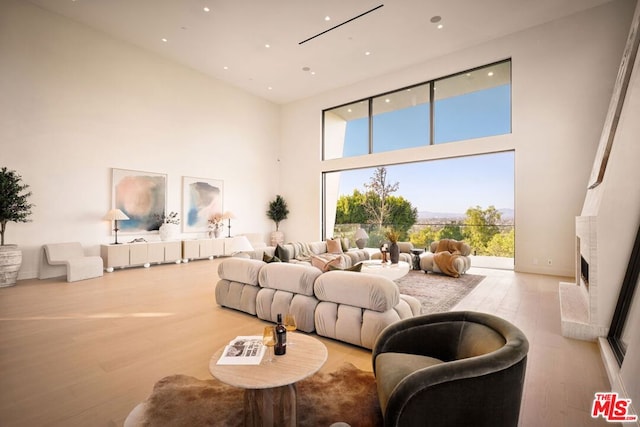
0,167,34,287
266,195,289,246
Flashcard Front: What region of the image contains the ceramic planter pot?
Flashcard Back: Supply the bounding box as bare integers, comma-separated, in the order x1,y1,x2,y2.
270,231,284,246
0,245,22,287
159,223,179,241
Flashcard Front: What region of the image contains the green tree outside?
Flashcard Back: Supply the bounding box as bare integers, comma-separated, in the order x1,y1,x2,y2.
463,205,501,254
409,226,441,249
440,222,465,241
485,228,515,257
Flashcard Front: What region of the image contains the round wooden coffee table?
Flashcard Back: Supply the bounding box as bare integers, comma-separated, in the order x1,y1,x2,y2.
359,260,410,280
209,333,327,426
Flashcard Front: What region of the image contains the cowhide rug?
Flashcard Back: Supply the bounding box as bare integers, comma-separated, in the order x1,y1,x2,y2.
125,363,382,427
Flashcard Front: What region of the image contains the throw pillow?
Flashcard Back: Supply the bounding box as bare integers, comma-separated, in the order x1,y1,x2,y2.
328,262,363,273
326,239,343,254
340,237,350,252
311,255,342,272
263,253,281,263
275,244,290,262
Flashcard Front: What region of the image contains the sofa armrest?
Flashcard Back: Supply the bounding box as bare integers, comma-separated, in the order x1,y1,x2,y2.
314,271,399,312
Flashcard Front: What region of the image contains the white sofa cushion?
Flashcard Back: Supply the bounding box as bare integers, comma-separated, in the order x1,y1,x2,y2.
217,257,264,285
314,271,399,312
258,262,321,296
215,258,265,315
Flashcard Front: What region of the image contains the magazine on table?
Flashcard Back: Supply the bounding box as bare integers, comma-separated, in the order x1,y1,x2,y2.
216,336,266,365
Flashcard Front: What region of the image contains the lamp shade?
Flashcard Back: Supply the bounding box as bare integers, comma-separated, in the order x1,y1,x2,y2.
103,209,129,221
354,228,369,240
223,211,235,220
228,235,254,253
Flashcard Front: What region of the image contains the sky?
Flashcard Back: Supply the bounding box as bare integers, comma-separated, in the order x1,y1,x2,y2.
335,151,514,214
334,84,514,214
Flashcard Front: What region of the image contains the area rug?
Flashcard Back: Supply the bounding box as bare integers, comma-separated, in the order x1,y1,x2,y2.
395,270,485,314
131,363,382,427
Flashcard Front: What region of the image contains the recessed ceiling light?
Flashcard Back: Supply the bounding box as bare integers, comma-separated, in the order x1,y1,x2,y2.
365,51,371,56
203,6,210,12
161,38,168,42
311,71,316,75
267,86,273,91
437,24,443,29
265,43,271,48
488,71,494,77
223,66,229,70
325,16,331,21
347,108,352,113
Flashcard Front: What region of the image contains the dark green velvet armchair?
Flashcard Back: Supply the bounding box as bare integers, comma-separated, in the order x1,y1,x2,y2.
372,311,529,427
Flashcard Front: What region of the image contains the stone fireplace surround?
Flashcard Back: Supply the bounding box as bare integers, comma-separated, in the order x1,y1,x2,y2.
559,216,608,340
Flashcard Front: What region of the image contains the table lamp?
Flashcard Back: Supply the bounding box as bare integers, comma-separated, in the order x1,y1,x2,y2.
354,227,369,249
223,211,235,238
228,235,254,256
104,208,129,244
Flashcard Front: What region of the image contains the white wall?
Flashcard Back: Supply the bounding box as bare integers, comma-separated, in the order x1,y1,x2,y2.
1,0,281,279
279,0,635,276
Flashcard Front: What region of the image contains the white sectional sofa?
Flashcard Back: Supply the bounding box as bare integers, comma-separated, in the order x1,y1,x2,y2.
215,257,421,349
263,240,370,269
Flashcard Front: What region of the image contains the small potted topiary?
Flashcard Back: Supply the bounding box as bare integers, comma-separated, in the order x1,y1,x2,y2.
0,167,35,287
266,195,289,246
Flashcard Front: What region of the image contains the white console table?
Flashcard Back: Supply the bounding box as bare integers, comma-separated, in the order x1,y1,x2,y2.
101,237,253,272
100,241,182,272
182,238,227,262
182,236,248,262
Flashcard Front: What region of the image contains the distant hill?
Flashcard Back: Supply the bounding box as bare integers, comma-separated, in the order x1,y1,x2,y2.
418,208,514,220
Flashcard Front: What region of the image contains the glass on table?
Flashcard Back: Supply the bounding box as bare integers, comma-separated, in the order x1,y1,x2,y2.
262,326,276,363
284,313,297,345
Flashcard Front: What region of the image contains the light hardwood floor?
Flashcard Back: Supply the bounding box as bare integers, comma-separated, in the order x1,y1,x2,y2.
0,259,613,427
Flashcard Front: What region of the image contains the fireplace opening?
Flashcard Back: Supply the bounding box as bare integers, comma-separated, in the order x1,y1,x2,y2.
580,255,589,289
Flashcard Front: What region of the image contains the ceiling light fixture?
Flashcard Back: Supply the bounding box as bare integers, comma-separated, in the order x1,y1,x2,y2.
203,6,210,12
431,15,443,29
265,43,271,48
488,71,494,77
299,4,384,45
365,51,371,56
325,16,331,21
161,38,168,42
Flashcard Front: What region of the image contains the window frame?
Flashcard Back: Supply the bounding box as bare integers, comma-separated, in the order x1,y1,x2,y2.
322,58,512,160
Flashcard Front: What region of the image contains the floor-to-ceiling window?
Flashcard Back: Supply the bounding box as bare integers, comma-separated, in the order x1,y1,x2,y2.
322,60,514,265
323,152,515,261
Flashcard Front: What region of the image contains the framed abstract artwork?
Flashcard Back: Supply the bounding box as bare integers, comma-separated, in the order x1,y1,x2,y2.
182,176,224,233
112,168,167,234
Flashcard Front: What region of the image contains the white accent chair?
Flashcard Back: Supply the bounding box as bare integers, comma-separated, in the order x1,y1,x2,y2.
40,242,103,282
